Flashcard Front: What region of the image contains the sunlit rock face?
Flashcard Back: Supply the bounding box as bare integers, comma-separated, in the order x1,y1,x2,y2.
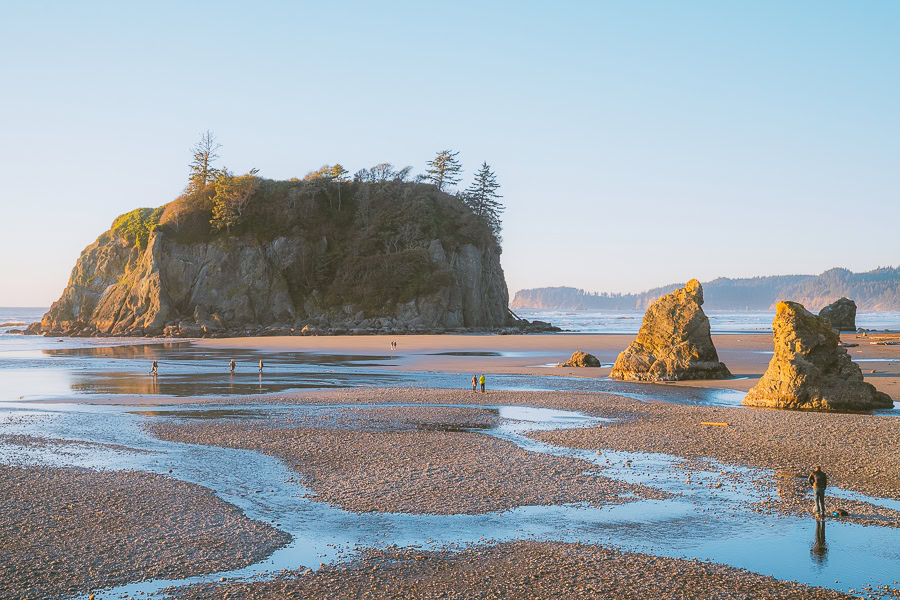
743,301,892,411
610,279,731,382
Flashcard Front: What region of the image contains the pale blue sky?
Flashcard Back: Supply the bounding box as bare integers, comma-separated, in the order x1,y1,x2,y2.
1,1,898,306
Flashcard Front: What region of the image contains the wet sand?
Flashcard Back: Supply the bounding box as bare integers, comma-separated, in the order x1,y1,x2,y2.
147,404,665,515
198,332,900,399
528,394,900,514
0,460,289,600
167,540,853,600
144,387,900,526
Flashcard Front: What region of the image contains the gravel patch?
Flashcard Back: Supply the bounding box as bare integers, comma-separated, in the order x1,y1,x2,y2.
0,464,290,600
529,395,900,525
166,540,856,599
147,404,665,515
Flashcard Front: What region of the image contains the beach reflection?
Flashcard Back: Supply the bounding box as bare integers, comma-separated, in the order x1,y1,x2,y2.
811,520,828,565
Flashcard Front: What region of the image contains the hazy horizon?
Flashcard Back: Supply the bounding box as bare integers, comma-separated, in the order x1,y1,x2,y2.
2,1,898,306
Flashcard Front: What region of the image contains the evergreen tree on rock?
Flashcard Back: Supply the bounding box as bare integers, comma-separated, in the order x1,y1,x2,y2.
464,161,504,239
425,150,463,191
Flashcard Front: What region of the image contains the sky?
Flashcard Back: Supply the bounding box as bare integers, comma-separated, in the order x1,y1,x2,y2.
1,1,898,306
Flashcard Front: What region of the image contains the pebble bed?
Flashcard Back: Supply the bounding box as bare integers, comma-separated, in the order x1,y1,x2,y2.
529,394,900,526
0,462,290,600
147,404,666,515
167,540,858,599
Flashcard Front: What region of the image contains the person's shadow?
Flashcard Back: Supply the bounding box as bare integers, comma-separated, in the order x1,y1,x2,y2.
810,519,828,565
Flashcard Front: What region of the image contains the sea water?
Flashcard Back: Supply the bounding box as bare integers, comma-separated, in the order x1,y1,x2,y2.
514,308,900,334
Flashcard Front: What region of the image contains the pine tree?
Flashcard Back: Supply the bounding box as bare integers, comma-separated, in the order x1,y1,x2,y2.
425,150,462,191
463,162,504,239
210,169,260,232
187,131,222,191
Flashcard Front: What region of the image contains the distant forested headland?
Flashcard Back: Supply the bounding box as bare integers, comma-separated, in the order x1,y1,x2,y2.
511,267,900,312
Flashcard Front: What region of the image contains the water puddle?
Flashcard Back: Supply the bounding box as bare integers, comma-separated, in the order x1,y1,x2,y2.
0,401,898,599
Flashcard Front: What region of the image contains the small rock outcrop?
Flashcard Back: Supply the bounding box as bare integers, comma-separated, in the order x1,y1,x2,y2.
560,351,602,368
610,279,731,381
818,297,857,331
742,301,892,411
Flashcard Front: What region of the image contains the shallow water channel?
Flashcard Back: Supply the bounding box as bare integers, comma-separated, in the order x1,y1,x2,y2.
1,401,898,599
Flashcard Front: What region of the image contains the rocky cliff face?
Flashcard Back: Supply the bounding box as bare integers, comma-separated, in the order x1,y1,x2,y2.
609,279,731,381
742,301,892,411
31,220,515,337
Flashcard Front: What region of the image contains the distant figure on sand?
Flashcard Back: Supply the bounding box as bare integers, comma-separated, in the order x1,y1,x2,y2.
150,360,158,376
258,359,264,373
472,375,477,391
479,374,486,393
229,359,236,373
809,466,828,518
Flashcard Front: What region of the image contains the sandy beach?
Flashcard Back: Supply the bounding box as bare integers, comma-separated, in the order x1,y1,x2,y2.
199,332,900,399
2,342,899,598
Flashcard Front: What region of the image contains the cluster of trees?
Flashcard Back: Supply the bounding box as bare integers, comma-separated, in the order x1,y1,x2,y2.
184,133,506,240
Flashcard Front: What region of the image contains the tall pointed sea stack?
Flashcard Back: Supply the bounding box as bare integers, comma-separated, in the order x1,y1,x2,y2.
742,301,893,411
610,279,731,381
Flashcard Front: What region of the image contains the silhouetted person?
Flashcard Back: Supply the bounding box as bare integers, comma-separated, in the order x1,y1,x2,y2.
808,466,827,518
479,374,486,393
229,359,236,374
258,359,264,373
150,360,158,376
811,519,828,564
472,375,477,392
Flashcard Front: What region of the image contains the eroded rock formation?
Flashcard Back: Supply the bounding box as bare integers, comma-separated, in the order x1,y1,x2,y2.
742,301,892,411
28,178,537,338
609,279,731,381
560,351,602,368
818,297,857,331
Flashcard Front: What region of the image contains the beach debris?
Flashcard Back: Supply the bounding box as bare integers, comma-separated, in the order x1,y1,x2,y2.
559,351,602,368
699,422,729,427
870,341,900,345
839,342,858,348
742,301,893,411
610,279,731,382
818,297,856,331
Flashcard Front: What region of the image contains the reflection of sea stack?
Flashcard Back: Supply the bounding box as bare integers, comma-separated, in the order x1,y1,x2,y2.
610,279,731,381
818,297,857,332
743,301,892,411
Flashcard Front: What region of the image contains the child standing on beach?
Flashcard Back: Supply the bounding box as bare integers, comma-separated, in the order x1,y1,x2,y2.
472,375,477,391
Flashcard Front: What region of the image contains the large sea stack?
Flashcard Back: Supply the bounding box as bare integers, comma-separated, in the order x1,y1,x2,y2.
610,279,731,381
818,297,857,331
29,179,521,337
742,301,892,411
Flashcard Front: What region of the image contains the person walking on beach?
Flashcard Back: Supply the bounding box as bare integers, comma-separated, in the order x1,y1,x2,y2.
479,374,486,393
229,359,236,374
808,466,828,518
258,359,264,373
150,360,158,376
472,375,477,392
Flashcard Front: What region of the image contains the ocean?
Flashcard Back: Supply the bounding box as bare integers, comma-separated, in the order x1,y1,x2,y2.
514,309,900,334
